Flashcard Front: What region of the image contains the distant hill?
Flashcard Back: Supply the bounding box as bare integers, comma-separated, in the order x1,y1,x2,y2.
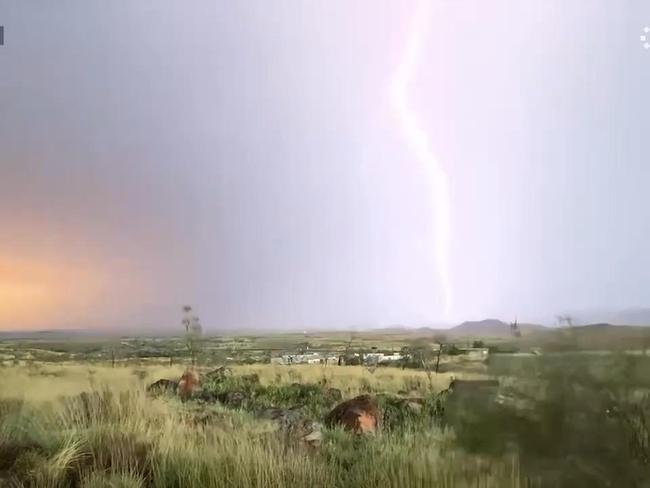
571,308,650,326
529,323,650,350
448,319,547,338
377,321,650,351
0,329,114,340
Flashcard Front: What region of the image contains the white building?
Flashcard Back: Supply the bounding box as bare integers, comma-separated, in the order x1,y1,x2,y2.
365,352,403,364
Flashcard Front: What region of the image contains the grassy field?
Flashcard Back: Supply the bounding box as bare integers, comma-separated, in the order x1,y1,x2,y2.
0,363,524,488
1,332,650,487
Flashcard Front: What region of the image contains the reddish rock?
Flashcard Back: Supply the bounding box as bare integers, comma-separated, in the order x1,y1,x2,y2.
325,394,381,434
178,370,200,400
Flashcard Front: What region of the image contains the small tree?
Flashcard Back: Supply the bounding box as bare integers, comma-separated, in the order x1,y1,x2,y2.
407,338,442,390
432,334,448,374
398,345,413,370
182,305,203,366
365,349,378,375
555,314,575,327
510,317,521,338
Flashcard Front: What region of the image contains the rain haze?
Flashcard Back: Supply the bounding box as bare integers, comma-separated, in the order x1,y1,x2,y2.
1,1,649,331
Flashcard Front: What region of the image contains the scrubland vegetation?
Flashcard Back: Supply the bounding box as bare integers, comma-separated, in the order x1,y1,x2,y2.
1,332,650,487
0,364,522,488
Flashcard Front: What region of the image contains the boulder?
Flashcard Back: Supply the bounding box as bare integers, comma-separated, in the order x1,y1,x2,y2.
325,394,381,434
261,407,323,446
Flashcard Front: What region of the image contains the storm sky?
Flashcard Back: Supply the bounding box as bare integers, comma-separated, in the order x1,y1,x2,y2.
1,1,649,331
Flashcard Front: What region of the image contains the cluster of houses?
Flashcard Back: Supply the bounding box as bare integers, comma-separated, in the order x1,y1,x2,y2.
270,352,339,365
363,352,404,364
267,347,493,367
270,351,405,366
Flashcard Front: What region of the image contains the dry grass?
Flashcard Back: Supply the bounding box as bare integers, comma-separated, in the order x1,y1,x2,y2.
0,363,524,488
232,363,465,395
0,363,488,403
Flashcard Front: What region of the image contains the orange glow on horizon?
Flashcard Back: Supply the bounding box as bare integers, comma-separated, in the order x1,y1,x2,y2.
0,257,106,330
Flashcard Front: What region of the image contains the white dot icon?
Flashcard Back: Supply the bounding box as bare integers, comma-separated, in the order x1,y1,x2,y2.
641,28,650,49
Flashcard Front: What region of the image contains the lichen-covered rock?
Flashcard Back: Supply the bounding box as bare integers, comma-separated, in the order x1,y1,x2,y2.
261,407,323,446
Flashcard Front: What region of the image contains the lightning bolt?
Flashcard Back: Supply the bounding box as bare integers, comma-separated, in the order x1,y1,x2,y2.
390,0,452,319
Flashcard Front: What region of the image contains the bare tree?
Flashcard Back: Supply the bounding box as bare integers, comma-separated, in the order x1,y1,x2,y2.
406,338,442,391
182,305,203,366
432,334,447,374
510,317,521,338
555,314,575,327
365,349,378,375
297,340,310,355
339,333,357,366
365,360,378,375
190,315,203,336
